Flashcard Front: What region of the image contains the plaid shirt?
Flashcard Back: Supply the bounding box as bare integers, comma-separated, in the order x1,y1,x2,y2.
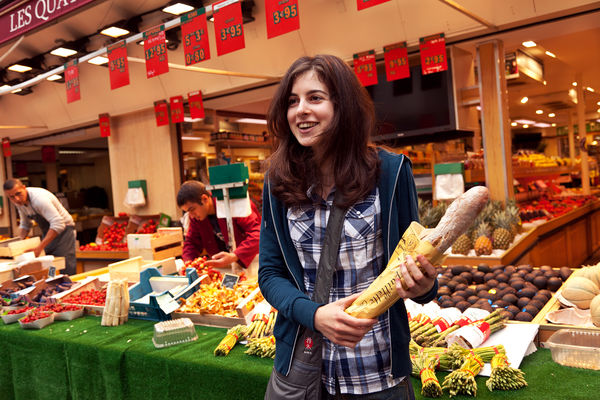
287,186,403,395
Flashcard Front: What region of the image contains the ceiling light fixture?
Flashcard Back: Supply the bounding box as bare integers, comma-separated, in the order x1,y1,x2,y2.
46,74,63,81
50,47,78,57
235,118,267,124
543,80,547,85
586,87,595,92
11,88,22,94
551,123,557,127
520,96,528,104
523,124,529,128
181,135,204,140
522,41,536,48
572,82,577,86
548,113,556,118
515,119,535,125
100,26,130,38
536,110,543,114
511,122,517,127
545,51,556,58
88,56,109,65
162,2,196,15
8,64,32,72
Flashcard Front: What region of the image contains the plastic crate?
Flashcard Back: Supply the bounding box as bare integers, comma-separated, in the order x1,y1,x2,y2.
128,267,205,321
544,329,600,370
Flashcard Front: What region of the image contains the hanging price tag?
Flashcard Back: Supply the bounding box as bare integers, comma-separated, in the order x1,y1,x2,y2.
188,90,205,119
384,42,410,82
41,146,56,163
65,60,81,103
353,50,378,87
99,113,111,137
265,0,299,39
170,96,185,123
144,26,169,78
357,0,391,11
107,40,130,90
181,8,211,65
2,137,11,157
420,33,448,75
213,0,245,56
154,100,169,126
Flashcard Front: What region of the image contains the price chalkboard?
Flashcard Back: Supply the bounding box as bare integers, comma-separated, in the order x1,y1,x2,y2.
221,273,240,289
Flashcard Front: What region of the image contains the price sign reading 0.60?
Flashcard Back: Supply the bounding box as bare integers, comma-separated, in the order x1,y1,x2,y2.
221,24,242,41
185,49,206,65
145,42,166,60
109,57,126,72
273,4,298,24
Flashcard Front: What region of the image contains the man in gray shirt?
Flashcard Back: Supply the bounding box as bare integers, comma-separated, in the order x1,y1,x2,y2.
3,178,76,275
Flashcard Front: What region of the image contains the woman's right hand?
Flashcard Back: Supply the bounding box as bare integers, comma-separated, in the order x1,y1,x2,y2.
313,293,377,348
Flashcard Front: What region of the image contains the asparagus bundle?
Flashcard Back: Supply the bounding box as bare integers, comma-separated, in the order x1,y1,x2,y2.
442,353,484,397
409,341,453,371
485,353,527,391
245,335,276,358
427,309,507,348
214,324,247,356
101,279,129,326
245,310,278,339
413,352,443,398
447,343,506,369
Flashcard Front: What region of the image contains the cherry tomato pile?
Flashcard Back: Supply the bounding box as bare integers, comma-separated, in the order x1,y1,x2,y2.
79,221,128,251
38,303,83,313
20,310,53,323
64,289,107,306
7,306,35,315
137,219,158,234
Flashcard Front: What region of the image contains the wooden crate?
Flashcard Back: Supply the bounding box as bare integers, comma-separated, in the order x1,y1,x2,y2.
127,228,183,260
0,237,41,258
108,256,178,282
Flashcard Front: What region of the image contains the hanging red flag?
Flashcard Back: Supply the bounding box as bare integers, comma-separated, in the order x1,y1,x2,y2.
170,96,185,123
144,25,169,78
154,100,169,126
420,33,448,75
213,0,245,56
188,91,205,119
384,42,410,82
99,113,111,137
107,40,130,90
353,50,378,87
181,8,211,65
65,60,81,103
357,0,391,11
2,137,11,157
265,0,299,39
41,146,56,163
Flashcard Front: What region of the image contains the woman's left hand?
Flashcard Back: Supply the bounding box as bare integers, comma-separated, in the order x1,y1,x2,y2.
395,254,437,299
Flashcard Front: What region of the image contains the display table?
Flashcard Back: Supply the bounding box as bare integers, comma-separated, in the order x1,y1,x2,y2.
1,315,597,400
75,250,129,274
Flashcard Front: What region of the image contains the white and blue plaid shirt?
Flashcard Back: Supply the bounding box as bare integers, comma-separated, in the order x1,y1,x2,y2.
287,186,403,395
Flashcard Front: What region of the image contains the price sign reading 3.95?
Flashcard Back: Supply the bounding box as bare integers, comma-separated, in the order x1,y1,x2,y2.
213,0,245,56
266,0,299,39
221,24,242,41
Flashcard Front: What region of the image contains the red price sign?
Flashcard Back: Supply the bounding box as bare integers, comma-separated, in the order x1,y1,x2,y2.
357,0,391,10
420,33,448,75
107,40,130,90
265,0,299,39
65,60,81,103
41,146,56,163
154,100,169,127
2,137,11,157
188,90,205,119
181,8,211,66
213,0,245,56
144,26,169,78
99,113,111,137
384,42,410,82
353,50,378,87
170,96,185,123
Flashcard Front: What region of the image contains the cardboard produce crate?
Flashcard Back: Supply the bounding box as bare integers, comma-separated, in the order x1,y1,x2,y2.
108,256,177,283
0,237,41,258
54,276,105,316
127,228,183,260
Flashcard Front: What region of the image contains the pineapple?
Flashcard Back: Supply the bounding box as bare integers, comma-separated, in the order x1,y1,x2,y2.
492,211,513,250
474,222,493,255
505,201,522,237
420,202,448,228
452,234,472,255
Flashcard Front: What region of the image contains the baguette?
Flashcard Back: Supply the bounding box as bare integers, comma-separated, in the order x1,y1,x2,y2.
346,186,490,318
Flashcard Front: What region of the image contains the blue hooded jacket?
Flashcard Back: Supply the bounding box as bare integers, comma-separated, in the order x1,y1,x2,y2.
258,148,439,378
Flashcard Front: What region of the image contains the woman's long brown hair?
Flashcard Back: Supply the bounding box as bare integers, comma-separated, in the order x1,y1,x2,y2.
266,54,379,209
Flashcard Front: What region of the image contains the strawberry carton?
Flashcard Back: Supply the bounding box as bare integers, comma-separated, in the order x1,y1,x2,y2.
19,310,55,329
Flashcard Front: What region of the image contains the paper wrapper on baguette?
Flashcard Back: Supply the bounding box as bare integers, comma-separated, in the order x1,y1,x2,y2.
345,186,490,319
345,221,445,318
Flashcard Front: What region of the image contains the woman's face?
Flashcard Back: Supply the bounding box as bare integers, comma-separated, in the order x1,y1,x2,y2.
286,70,334,148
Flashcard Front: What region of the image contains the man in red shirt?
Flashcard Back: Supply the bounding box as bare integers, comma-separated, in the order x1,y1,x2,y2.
177,180,260,268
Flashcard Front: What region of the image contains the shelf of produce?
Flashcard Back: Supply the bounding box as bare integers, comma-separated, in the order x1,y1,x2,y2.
445,200,600,267
465,166,578,183
75,250,129,275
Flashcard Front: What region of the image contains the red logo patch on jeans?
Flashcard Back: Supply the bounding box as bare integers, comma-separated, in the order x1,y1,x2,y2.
304,337,313,350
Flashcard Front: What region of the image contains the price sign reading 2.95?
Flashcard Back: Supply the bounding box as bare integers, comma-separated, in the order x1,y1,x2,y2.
221,24,242,41
273,4,297,24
